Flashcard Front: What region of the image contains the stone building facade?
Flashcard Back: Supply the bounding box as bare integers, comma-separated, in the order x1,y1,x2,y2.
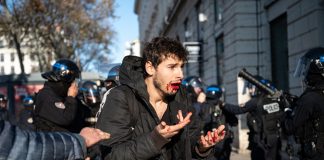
134,0,324,152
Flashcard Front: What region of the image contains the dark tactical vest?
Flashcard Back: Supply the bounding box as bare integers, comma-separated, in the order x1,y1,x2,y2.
208,102,226,130
253,96,284,142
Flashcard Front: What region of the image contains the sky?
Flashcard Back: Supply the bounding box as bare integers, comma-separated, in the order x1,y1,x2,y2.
110,0,138,64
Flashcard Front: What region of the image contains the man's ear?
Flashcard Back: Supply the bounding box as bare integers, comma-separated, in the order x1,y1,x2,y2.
145,61,155,76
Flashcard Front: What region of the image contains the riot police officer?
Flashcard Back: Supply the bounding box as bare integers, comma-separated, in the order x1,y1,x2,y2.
33,59,80,132
73,80,101,130
18,96,35,130
223,76,284,160
285,47,324,160
199,85,238,160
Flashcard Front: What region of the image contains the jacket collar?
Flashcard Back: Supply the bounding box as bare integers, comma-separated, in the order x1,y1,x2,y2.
119,56,149,100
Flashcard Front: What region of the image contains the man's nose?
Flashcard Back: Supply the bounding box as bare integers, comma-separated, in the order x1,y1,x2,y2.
177,68,184,79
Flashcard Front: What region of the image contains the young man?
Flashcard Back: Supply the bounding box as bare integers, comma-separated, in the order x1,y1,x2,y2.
97,37,225,159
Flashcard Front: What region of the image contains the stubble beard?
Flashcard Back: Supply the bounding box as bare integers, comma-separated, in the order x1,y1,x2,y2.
153,75,176,98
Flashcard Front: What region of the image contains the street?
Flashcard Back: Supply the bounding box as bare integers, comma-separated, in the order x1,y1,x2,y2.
230,150,250,160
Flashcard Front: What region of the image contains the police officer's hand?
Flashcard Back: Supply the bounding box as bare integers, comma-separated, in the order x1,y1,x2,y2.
197,92,206,103
197,125,226,152
155,110,192,139
67,82,78,97
79,127,110,147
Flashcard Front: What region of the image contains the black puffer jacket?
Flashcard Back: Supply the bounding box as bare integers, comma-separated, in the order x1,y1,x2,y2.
0,119,86,160
96,56,208,160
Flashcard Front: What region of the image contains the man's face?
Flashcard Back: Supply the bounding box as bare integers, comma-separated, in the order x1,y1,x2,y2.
152,56,184,97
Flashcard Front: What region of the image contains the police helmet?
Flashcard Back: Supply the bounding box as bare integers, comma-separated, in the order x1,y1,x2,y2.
206,85,223,100
182,76,204,89
247,75,275,97
294,47,324,86
41,59,80,83
22,96,34,108
79,81,101,107
106,65,120,84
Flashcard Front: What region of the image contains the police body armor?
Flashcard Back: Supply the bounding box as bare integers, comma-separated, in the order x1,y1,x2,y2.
255,96,283,147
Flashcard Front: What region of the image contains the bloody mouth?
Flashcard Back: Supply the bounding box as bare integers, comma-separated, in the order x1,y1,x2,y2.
170,82,181,90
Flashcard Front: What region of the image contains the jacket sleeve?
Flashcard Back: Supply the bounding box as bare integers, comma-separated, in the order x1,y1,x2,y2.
0,120,86,160
96,88,169,160
36,88,78,126
222,98,258,114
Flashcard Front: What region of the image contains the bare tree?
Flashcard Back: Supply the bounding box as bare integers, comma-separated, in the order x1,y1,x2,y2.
0,0,115,72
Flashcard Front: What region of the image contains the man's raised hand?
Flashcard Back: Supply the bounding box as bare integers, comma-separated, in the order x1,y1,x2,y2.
155,110,192,139
198,125,226,152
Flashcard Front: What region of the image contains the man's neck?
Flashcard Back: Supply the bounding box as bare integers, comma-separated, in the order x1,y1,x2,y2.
145,78,168,120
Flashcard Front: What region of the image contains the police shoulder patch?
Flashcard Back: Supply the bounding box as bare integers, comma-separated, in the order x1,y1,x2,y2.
54,102,66,109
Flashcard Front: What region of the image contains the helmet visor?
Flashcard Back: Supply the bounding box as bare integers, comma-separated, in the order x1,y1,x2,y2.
294,57,310,78
190,78,205,89
84,89,101,104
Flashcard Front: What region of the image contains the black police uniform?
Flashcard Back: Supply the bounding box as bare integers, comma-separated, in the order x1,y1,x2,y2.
224,94,284,160
18,96,35,130
285,87,324,160
199,99,238,160
33,81,79,132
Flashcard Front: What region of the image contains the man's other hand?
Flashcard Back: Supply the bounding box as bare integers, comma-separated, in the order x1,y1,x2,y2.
198,125,226,152
79,127,110,147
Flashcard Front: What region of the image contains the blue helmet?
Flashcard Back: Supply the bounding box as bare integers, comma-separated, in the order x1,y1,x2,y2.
22,96,34,108
182,76,204,89
79,80,101,107
206,85,223,100
42,59,80,83
106,65,121,84
246,75,275,96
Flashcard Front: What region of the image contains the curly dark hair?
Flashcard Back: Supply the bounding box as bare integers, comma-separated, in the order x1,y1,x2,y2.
142,37,188,76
